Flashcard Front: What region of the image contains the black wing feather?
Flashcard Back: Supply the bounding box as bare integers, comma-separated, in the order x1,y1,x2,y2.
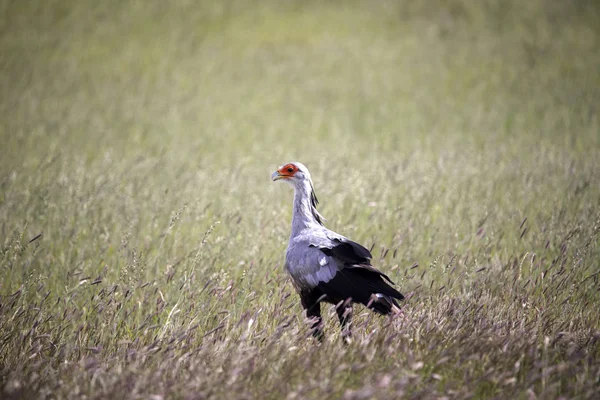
318,238,371,264
317,268,404,314
310,236,404,314
311,238,396,285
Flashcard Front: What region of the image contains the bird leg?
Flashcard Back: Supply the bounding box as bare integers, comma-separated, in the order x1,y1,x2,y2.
336,299,353,343
300,289,324,341
306,304,323,341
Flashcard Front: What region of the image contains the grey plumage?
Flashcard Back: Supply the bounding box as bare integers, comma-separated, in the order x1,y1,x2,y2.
272,162,404,340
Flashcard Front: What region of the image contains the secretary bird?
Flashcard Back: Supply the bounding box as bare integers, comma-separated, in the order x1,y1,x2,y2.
271,162,404,341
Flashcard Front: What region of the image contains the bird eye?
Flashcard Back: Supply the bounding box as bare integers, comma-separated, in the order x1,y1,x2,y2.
287,167,294,173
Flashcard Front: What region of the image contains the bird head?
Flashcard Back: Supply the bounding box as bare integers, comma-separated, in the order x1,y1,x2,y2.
271,161,324,224
271,162,311,185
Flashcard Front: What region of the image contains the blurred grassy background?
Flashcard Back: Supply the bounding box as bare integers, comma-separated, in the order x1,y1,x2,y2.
1,0,599,398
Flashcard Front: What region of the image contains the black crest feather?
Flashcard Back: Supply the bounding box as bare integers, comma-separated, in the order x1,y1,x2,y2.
309,181,324,225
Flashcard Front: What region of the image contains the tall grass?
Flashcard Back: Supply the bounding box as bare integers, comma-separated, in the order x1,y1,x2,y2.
1,0,599,398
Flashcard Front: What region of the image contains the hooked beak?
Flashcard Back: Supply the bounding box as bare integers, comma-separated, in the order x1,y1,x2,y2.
271,170,285,181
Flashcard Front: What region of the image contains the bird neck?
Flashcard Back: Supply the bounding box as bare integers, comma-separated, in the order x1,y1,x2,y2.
291,179,324,236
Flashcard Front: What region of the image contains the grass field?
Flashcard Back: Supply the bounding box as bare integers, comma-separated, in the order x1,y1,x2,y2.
1,0,599,398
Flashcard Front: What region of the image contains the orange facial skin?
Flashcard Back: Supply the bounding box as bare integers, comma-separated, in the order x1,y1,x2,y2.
277,163,298,179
